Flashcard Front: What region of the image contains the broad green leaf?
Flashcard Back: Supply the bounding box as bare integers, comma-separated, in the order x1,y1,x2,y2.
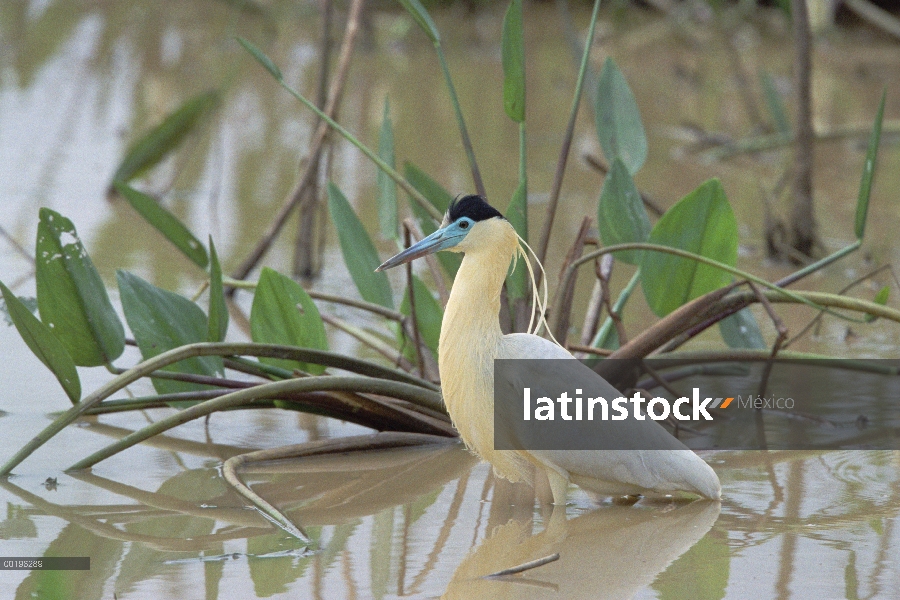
1,282,80,404
640,179,738,316
377,98,398,240
399,275,443,360
110,90,219,187
403,162,460,276
864,285,890,323
36,208,125,366
327,183,395,309
598,157,651,264
759,70,790,134
250,268,328,374
855,89,886,240
505,180,529,300
501,0,525,123
396,0,440,43
719,306,766,349
207,238,228,342
595,58,647,175
114,182,208,268
1,295,36,326
117,271,223,397
236,37,282,80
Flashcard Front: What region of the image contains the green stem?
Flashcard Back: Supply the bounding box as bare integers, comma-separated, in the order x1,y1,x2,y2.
537,0,602,267
258,59,442,222
435,43,486,198
591,269,641,348
775,240,860,288
0,342,439,476
564,243,868,322
68,376,443,470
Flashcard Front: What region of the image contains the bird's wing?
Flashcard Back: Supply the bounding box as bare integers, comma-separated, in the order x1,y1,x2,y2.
496,333,721,498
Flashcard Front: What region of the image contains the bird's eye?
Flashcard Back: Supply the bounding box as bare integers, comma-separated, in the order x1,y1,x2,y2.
459,221,469,229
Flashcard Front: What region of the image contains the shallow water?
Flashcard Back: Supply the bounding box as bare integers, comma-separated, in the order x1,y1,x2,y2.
1,0,899,597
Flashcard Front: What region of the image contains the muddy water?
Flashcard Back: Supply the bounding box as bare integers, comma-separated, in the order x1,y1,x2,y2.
1,0,899,598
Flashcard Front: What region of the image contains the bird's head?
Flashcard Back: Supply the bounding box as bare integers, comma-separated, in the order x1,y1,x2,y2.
376,195,508,271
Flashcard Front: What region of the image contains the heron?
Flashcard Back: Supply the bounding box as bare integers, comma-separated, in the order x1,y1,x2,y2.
377,194,721,504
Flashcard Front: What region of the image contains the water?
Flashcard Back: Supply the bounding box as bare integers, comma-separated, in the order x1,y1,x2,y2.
1,0,899,597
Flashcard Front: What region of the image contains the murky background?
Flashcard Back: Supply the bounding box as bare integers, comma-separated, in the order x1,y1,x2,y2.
1,0,899,597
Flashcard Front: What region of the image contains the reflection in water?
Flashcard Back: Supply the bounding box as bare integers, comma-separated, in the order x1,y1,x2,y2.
443,500,720,599
2,442,900,598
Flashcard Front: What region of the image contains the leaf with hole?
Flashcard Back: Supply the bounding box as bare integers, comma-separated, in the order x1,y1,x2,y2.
1,281,80,404
640,179,738,317
36,208,125,366
855,89,886,240
501,0,525,123
207,237,228,342
328,183,395,309
110,90,219,188
598,157,651,265
377,99,398,240
250,268,328,374
595,58,647,175
114,182,208,268
117,271,223,399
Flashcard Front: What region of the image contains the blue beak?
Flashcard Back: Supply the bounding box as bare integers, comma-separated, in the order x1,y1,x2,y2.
376,225,466,271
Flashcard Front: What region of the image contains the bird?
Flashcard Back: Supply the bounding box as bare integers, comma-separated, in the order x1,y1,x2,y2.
376,194,721,504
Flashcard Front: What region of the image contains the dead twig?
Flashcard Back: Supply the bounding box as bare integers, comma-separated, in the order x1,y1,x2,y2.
229,0,365,288
483,553,560,578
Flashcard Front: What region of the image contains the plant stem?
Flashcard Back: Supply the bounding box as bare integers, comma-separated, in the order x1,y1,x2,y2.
591,269,641,349
0,342,439,476
68,376,444,470
435,44,486,198
536,0,602,273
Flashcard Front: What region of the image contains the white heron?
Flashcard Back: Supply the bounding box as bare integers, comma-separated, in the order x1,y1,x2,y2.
377,195,721,504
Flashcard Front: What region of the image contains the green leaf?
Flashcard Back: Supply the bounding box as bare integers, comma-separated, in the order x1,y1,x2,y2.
403,162,460,276
235,37,282,80
864,285,890,323
1,295,36,326
759,70,790,134
396,0,440,43
1,282,80,404
377,98,398,240
35,208,125,366
640,179,738,317
327,183,395,309
505,180,529,300
501,0,525,123
114,182,208,268
117,271,223,398
400,275,443,361
403,162,453,219
110,90,219,187
598,157,651,265
207,238,228,342
595,58,647,175
250,268,328,374
719,306,766,349
855,89,886,240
